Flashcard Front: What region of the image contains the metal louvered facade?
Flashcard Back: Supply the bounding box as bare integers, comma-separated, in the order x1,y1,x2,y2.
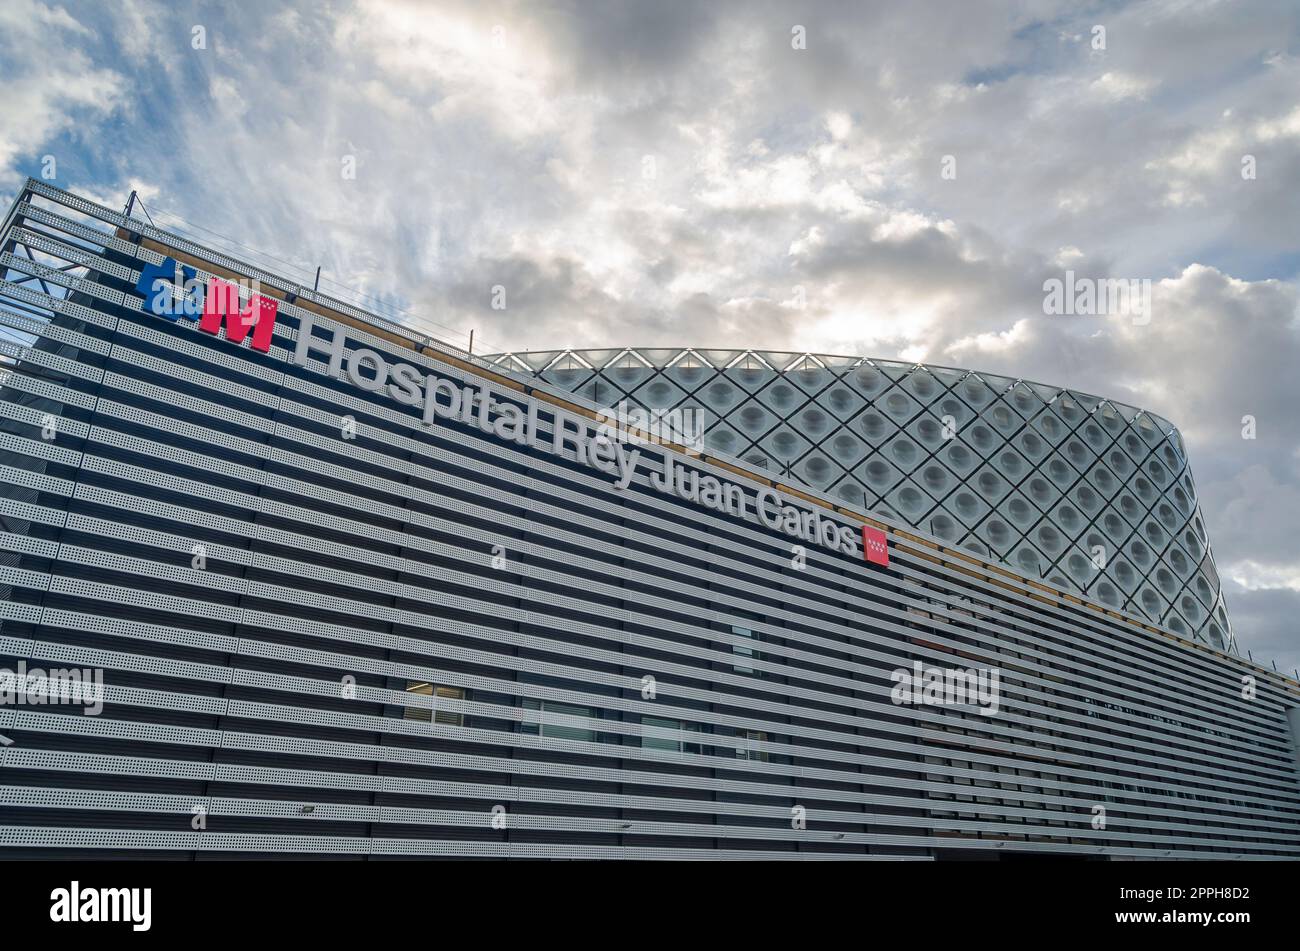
486,348,1235,654
0,179,1298,860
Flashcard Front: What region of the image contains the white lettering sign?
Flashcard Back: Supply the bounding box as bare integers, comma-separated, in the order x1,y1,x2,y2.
291,316,862,560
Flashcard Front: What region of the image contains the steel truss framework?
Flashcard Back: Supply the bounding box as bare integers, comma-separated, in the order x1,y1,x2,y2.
485,347,1234,653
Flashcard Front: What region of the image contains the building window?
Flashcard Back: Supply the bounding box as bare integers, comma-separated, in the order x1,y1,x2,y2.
642,716,682,752
732,625,756,674
736,728,768,761
521,698,596,742
403,681,466,726
641,716,706,754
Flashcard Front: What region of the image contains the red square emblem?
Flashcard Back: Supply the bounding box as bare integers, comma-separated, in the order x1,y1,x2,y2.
862,526,889,566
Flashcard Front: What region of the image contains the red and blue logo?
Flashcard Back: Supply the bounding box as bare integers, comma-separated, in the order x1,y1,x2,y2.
135,256,279,353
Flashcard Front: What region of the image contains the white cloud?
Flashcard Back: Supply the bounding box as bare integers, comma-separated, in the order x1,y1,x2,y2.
0,0,122,188
1226,561,1300,592
1089,71,1156,102
5,0,1299,665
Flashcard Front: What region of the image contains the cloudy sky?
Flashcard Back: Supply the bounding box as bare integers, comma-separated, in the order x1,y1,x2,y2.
2,0,1298,673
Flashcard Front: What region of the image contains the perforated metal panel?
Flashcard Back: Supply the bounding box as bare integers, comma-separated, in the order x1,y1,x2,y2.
0,179,1296,861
